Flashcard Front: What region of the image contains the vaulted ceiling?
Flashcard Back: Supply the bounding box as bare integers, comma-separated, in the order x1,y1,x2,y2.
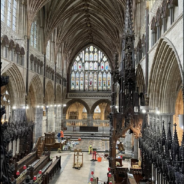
27,0,130,68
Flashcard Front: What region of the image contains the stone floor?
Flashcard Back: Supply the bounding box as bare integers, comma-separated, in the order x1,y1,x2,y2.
71,139,109,152
50,151,131,184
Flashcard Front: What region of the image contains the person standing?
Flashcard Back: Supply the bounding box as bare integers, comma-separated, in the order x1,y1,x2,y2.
60,130,64,140
57,132,61,143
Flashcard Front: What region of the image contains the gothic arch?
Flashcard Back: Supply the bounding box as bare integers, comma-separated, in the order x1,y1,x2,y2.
136,64,145,93
29,75,43,105
2,63,26,106
63,99,90,115
90,99,111,114
148,37,182,113
45,80,54,105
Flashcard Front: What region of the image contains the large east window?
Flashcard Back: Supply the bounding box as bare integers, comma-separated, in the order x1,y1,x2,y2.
70,45,111,91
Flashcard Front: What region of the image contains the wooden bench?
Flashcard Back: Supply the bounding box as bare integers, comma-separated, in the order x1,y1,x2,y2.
43,156,61,184
15,151,38,175
32,153,51,176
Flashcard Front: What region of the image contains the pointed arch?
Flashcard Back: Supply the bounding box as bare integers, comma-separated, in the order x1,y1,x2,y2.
29,75,43,105
1,63,26,105
148,37,182,113
63,99,90,115
45,80,54,105
90,99,111,114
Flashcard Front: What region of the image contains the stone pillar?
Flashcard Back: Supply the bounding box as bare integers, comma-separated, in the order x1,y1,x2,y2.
55,106,62,133
88,114,93,126
134,137,138,159
47,106,55,132
34,108,43,142
12,108,26,123
42,112,47,135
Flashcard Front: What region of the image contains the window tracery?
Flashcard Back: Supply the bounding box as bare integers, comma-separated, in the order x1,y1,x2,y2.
30,21,37,48
70,45,111,91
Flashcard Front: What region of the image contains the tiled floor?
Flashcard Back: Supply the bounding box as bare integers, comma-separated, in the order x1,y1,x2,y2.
50,151,131,184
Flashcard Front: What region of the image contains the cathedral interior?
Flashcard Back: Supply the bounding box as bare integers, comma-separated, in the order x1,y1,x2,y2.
1,0,184,184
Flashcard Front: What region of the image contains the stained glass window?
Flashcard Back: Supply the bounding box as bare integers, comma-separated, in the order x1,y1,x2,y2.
70,45,111,91
6,0,17,31
80,72,84,90
12,0,17,31
7,0,12,27
76,72,79,90
71,72,75,90
1,0,5,22
30,21,37,48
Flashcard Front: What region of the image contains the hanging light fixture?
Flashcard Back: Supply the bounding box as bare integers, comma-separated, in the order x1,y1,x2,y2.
90,178,93,182
91,171,94,175
38,170,42,174
108,167,111,171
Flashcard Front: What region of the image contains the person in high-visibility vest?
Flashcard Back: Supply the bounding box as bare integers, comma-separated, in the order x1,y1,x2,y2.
60,130,64,140
88,145,92,154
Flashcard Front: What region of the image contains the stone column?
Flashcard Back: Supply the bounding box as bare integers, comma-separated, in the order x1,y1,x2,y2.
34,107,43,142
55,106,62,133
134,137,138,159
47,106,55,132
42,111,47,136
88,114,93,126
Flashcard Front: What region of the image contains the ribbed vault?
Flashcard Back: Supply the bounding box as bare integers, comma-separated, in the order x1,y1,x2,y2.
28,0,127,68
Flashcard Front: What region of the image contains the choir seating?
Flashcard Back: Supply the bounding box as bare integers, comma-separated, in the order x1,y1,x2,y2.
15,152,61,184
